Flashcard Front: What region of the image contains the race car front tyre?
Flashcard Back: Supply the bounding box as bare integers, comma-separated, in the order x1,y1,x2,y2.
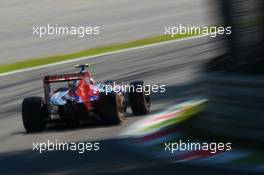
129,81,150,115
97,92,124,124
22,97,47,132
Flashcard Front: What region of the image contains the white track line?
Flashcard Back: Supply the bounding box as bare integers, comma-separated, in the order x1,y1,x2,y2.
0,34,210,77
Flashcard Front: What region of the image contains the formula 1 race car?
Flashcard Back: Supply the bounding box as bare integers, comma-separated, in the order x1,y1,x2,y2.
22,64,150,132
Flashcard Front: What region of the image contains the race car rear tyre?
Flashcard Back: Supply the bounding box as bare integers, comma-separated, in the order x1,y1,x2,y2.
129,81,150,115
22,97,47,132
98,92,124,124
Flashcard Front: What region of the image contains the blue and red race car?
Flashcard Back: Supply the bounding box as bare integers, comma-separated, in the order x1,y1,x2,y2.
22,64,150,132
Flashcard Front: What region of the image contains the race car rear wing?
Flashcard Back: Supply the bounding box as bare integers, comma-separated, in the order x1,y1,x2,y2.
43,73,84,104
43,73,83,83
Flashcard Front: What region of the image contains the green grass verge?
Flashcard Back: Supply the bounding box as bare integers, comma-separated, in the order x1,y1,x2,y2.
0,32,201,74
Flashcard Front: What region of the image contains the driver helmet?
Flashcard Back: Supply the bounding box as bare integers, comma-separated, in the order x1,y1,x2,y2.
90,78,95,84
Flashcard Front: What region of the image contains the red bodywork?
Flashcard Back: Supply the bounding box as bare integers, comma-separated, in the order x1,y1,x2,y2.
43,70,99,110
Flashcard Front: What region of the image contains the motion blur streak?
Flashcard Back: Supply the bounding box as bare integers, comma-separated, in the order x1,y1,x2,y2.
120,99,264,173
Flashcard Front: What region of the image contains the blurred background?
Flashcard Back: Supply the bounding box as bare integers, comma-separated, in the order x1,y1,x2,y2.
0,0,211,64
0,0,263,175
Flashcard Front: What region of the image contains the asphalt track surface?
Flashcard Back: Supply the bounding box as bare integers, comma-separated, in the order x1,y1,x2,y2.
0,37,257,175
0,0,213,64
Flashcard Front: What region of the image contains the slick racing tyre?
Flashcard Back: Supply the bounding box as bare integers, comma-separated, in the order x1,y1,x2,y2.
97,92,124,124
22,97,48,132
129,81,150,115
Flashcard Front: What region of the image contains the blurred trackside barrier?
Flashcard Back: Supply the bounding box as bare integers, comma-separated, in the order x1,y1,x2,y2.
192,0,264,142
191,73,264,141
